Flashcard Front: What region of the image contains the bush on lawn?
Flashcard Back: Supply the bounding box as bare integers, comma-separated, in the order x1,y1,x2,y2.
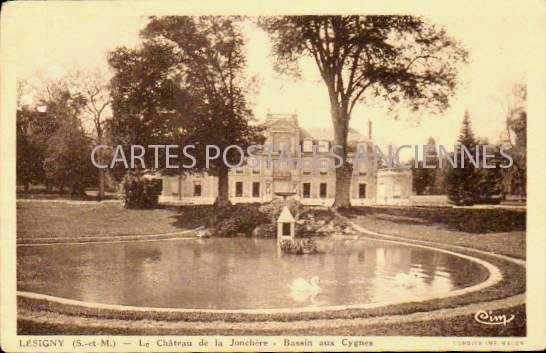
122,177,162,209
212,203,270,237
259,198,304,223
252,223,277,238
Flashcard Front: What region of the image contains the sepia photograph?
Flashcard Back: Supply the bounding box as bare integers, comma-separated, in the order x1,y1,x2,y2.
1,0,544,351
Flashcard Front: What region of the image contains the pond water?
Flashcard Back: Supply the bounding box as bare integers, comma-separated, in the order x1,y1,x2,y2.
17,238,488,310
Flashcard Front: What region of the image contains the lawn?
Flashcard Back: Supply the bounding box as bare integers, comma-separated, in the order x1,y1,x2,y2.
16,202,200,240
341,206,526,233
17,202,526,258
16,187,119,201
17,201,526,336
340,207,526,259
17,304,526,336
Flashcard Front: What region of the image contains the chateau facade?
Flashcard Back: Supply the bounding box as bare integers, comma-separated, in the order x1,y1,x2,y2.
159,114,412,206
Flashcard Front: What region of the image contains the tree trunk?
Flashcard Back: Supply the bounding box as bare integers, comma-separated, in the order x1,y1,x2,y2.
98,169,105,201
334,163,352,208
216,166,231,207
331,104,352,208
97,131,105,201
71,184,85,196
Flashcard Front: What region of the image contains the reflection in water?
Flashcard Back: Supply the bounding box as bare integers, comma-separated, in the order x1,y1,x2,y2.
17,238,487,310
289,276,321,303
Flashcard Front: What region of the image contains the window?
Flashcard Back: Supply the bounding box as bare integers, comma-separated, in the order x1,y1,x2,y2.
278,142,291,153
320,170,328,176
252,169,260,175
358,183,366,199
318,140,330,153
252,182,260,198
302,183,311,198
359,172,367,176
235,169,244,175
193,183,202,197
282,223,291,236
320,183,327,198
303,170,311,176
235,182,243,197
155,179,163,193
393,184,402,199
302,140,313,152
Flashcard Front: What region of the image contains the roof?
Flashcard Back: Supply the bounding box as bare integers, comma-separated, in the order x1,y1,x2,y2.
277,206,296,223
302,127,367,143
263,114,299,129
262,113,371,151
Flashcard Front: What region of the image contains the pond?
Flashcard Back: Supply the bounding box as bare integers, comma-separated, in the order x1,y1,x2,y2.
17,238,489,310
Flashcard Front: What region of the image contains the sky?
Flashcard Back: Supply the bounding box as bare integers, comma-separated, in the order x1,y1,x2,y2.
15,14,528,157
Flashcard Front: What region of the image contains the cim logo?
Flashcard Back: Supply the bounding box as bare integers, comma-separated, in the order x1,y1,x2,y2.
474,310,515,326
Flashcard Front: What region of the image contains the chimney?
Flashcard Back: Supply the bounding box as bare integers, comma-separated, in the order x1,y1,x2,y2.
368,120,372,140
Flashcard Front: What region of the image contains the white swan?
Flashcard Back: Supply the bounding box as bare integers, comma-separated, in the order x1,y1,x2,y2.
194,227,211,238
394,273,420,287
289,276,321,302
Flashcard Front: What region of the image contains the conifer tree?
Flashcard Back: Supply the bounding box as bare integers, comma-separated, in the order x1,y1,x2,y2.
476,141,503,203
446,111,479,205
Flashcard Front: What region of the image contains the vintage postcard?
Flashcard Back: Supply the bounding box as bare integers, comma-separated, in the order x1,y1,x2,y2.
1,0,545,351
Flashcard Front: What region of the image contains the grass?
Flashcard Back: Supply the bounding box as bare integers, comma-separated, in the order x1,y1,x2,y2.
17,304,526,336
16,202,271,240
340,207,526,259
16,202,196,240
16,201,526,336
341,206,526,233
16,188,119,202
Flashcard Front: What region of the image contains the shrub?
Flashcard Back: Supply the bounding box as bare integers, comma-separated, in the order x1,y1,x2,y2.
259,199,304,223
212,203,269,237
122,177,162,209
252,223,276,238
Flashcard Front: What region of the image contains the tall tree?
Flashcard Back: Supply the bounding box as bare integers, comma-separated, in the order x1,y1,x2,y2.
16,106,46,192
16,81,44,191
108,40,185,161
411,136,440,195
37,82,97,194
502,83,526,198
475,138,503,203
411,160,432,195
260,16,468,207
65,69,112,200
445,111,479,205
109,16,263,205
44,115,98,195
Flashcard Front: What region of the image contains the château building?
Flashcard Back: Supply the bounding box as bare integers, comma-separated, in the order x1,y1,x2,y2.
159,114,412,206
